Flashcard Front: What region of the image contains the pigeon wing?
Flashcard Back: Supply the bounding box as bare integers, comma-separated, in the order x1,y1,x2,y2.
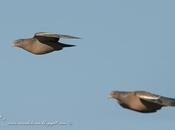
34,32,80,43
137,92,175,106
34,32,60,42
136,92,163,105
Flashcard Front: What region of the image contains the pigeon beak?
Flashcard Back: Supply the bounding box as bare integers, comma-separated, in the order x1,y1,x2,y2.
108,94,113,99
12,40,19,47
11,43,16,47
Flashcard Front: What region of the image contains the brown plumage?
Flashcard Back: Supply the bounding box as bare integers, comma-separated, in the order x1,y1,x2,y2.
110,90,175,113
13,32,80,55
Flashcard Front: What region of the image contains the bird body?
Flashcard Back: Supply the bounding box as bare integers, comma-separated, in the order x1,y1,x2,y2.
110,90,175,113
15,38,63,54
13,32,80,55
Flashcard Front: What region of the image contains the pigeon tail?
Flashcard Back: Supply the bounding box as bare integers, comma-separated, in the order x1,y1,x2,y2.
160,96,175,106
59,43,76,48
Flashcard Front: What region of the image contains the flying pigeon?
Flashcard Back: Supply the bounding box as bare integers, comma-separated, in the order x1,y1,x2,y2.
109,90,175,113
13,32,80,55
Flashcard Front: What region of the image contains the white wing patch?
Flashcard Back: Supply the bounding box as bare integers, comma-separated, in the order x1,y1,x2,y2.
35,32,80,39
35,32,59,37
35,32,50,35
138,95,160,100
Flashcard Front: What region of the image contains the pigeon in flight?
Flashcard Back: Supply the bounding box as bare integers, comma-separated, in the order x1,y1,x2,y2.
109,90,175,113
13,32,80,55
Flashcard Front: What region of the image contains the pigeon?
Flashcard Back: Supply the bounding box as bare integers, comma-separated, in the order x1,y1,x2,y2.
12,32,80,55
109,90,175,113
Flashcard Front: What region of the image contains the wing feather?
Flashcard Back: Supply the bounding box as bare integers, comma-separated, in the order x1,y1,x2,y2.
34,32,80,42
137,91,175,106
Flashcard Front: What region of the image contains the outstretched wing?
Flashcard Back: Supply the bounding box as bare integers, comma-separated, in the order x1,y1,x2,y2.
136,91,175,106
57,34,81,39
34,32,80,43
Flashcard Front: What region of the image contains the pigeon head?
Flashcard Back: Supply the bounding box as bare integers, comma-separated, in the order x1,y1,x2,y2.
13,39,25,48
110,91,129,100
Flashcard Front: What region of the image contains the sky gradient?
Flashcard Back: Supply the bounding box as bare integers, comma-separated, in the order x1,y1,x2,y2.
0,0,175,130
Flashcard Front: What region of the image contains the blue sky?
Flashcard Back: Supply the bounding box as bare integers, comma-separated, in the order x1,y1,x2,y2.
0,0,175,130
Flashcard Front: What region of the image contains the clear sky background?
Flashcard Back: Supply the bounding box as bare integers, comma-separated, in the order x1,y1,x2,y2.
0,0,175,130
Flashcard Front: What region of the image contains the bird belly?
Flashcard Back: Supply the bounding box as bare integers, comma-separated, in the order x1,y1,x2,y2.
30,43,55,55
